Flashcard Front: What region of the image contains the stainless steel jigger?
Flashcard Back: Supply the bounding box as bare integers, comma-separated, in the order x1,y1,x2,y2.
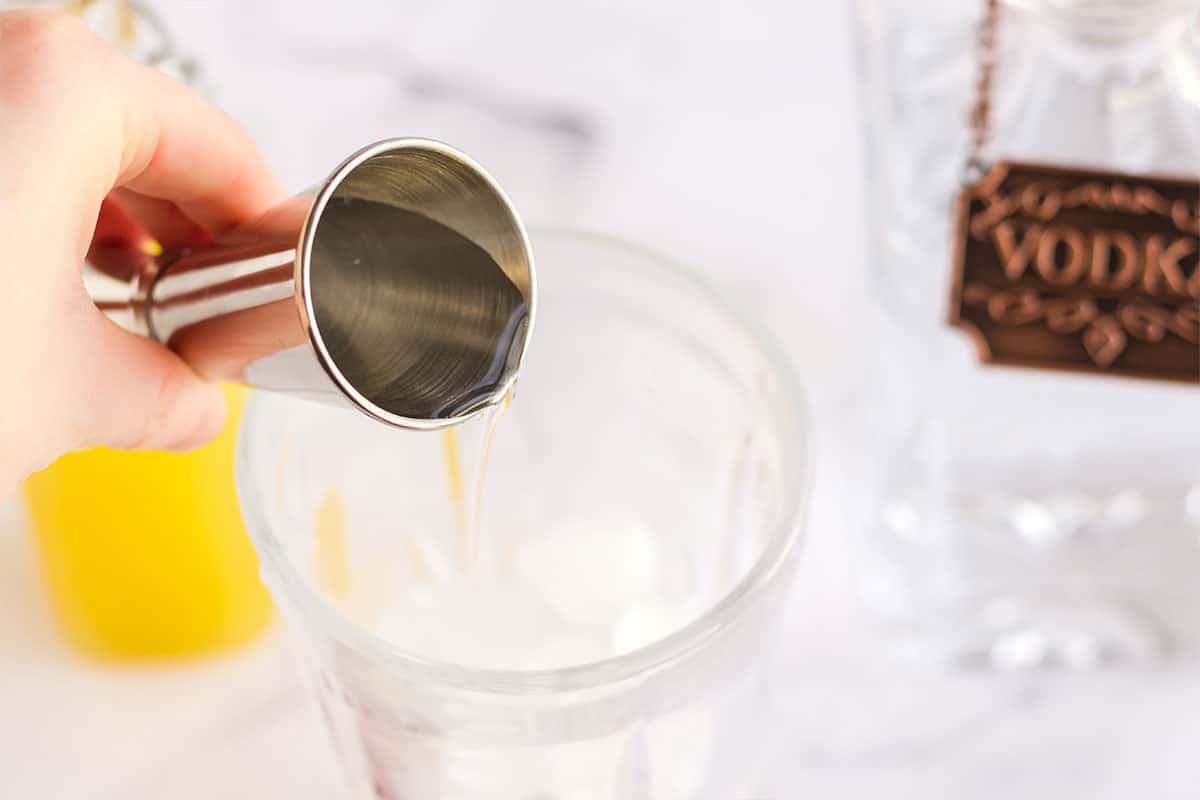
89,138,535,430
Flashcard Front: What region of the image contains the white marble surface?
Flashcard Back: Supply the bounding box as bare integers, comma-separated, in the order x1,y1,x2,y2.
3,1,1200,797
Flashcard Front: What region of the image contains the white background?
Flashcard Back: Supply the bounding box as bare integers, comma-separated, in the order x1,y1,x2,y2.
3,1,1200,797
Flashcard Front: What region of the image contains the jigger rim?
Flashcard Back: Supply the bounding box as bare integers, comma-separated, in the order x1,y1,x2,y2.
296,137,537,430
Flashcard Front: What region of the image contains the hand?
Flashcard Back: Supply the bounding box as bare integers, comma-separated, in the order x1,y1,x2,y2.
0,9,287,491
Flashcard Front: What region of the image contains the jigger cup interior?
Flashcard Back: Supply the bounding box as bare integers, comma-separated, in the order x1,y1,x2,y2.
298,138,535,429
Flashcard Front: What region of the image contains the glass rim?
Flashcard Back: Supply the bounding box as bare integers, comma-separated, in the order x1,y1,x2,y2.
236,228,814,695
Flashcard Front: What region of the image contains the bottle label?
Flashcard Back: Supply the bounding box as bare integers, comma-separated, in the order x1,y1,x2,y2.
948,161,1199,383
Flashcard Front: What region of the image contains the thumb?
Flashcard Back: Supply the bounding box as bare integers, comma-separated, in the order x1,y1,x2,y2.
71,310,228,453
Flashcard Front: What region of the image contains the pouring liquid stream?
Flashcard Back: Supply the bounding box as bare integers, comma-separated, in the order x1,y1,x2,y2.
441,391,512,570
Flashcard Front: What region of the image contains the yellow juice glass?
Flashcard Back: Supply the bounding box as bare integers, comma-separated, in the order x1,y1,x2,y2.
22,385,273,659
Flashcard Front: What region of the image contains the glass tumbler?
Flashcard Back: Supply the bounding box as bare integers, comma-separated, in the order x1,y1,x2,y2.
236,232,812,799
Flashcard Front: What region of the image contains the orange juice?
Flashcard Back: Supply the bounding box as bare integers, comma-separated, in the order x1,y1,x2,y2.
22,385,273,659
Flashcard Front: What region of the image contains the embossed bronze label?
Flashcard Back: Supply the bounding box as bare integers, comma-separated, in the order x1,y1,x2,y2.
949,161,1199,383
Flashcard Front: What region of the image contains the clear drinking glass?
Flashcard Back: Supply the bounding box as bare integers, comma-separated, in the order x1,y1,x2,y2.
236,231,812,799
855,0,1200,668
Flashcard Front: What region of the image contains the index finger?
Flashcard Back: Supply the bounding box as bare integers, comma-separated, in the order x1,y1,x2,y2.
114,57,289,233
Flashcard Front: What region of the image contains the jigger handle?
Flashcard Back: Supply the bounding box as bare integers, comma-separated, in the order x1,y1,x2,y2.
83,210,341,410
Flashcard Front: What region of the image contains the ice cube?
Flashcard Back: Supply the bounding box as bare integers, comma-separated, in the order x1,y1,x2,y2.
375,576,554,669
516,519,661,625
